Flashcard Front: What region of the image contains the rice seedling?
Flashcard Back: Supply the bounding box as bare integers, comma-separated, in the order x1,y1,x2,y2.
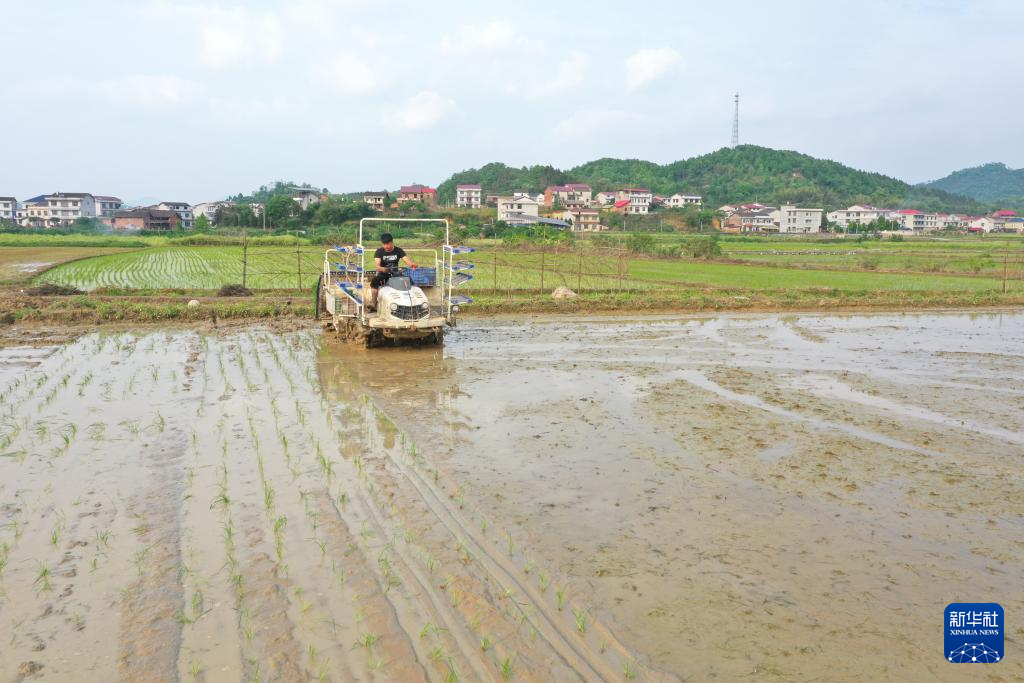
95,529,112,549
538,572,549,592
356,633,378,649
622,660,637,680
316,663,330,681
33,421,49,442
35,564,52,592
151,412,166,433
0,542,9,575
499,655,514,681
506,532,514,557
87,422,106,441
556,588,565,611
189,661,203,678
263,482,275,512
77,372,94,397
480,636,492,651
573,608,588,634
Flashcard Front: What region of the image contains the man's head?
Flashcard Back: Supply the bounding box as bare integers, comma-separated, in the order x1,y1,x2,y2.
381,233,395,252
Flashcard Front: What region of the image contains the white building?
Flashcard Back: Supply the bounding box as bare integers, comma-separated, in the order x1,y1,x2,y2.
292,189,321,210
94,196,123,219
826,204,893,229
595,191,617,206
544,183,592,208
45,192,96,225
193,201,232,225
617,188,652,214
156,202,193,228
666,193,703,209
497,195,541,226
456,184,482,208
772,205,823,233
893,210,940,232
0,197,15,222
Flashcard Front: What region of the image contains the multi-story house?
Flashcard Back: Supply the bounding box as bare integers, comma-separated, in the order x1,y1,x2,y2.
0,197,16,222
19,195,49,227
45,192,96,225
666,193,703,209
595,191,618,206
94,196,123,219
456,184,482,208
193,201,232,225
894,209,940,232
772,205,823,233
292,189,322,211
397,185,437,205
563,208,604,232
544,184,592,208
497,194,540,226
723,209,777,233
826,204,893,229
156,202,193,228
250,203,265,217
112,208,182,232
363,192,388,210
617,188,653,214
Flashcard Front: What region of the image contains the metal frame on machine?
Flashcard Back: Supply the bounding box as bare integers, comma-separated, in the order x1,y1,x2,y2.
321,217,475,329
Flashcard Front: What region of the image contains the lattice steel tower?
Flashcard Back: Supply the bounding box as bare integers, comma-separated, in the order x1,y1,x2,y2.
731,93,740,147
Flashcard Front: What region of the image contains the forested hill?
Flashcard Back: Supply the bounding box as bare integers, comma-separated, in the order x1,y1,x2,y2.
922,162,1024,203
437,146,993,213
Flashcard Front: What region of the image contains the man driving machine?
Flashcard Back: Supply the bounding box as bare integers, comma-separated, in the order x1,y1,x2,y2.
368,232,417,311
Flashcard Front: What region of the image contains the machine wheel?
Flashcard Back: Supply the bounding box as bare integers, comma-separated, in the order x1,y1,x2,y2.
432,329,444,346
365,330,385,348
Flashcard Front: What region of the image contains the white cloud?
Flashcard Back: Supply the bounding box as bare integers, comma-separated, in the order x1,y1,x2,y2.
553,109,641,139
382,91,456,131
199,8,282,68
514,51,588,99
16,75,200,109
440,21,540,55
318,53,384,94
624,47,682,91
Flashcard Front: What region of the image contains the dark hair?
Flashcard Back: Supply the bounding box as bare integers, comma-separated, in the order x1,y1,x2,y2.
380,233,394,243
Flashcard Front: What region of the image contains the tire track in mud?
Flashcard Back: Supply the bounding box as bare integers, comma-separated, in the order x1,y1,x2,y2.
341,385,680,681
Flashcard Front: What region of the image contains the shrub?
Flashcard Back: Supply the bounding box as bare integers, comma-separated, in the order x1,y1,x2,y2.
217,284,253,297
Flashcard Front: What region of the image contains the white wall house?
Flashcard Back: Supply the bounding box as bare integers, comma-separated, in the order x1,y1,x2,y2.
544,184,592,208
0,197,15,222
156,202,193,228
826,204,893,229
456,184,482,208
497,195,540,226
617,188,653,214
595,191,617,206
563,208,604,232
193,201,231,225
94,196,123,219
45,192,96,225
893,210,940,232
666,193,703,209
773,205,823,233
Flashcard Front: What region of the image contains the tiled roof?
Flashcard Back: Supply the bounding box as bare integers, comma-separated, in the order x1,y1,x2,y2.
456,184,481,189
400,185,436,194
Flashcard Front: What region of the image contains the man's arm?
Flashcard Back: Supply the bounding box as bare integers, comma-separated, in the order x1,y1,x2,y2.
402,255,418,268
375,256,387,273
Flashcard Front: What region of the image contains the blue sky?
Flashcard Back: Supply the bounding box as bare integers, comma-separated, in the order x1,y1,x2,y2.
2,0,1022,203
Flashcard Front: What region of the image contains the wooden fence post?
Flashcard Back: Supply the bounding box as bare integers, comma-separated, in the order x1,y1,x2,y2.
577,251,583,292
540,249,546,292
296,231,302,289
241,230,248,288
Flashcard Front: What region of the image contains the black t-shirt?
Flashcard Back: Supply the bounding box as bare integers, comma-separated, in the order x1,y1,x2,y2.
374,246,406,270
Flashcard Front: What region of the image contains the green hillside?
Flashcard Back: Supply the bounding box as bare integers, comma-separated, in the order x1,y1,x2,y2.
437,146,993,213
922,162,1024,204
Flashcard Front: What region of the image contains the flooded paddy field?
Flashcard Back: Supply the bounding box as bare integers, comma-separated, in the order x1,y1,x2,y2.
0,311,1021,681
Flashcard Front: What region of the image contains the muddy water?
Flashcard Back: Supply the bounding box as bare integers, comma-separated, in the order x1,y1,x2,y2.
0,312,1020,682
324,311,1024,682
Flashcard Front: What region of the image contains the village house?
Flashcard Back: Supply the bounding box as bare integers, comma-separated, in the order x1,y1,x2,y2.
497,194,541,226
362,192,388,211
666,193,703,209
94,196,123,219
894,209,940,232
292,188,322,211
772,205,823,233
484,193,500,206
397,184,437,206
0,197,15,222
456,184,482,208
544,183,592,208
112,208,182,232
155,202,193,228
563,207,604,232
45,192,96,225
826,204,893,229
723,208,778,233
595,191,618,206
192,201,232,226
617,188,653,214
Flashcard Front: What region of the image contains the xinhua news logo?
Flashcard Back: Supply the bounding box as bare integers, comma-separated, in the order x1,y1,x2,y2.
945,603,1003,663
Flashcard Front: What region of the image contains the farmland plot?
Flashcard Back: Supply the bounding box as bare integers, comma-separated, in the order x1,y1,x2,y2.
0,329,667,682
